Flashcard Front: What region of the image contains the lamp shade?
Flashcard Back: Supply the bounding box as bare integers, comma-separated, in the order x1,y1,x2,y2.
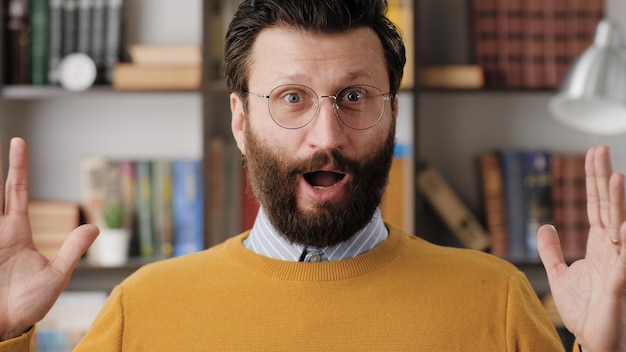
549,20,626,135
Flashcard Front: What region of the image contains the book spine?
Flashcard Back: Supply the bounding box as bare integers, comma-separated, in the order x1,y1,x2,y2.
151,159,174,258
172,159,204,256
386,0,414,89
48,0,63,83
550,154,564,242
5,0,30,85
29,0,49,85
521,150,552,258
560,154,588,259
542,0,556,88
500,149,526,259
89,0,105,82
417,165,490,251
134,160,155,258
552,0,569,86
478,152,508,257
76,0,91,54
497,0,524,88
240,166,259,231
470,0,498,87
521,0,544,89
103,0,124,83
62,0,77,56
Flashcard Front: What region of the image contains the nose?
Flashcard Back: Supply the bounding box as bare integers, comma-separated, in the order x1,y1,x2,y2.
305,96,347,150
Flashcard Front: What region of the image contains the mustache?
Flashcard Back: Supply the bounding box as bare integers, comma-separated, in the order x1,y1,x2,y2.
288,149,360,177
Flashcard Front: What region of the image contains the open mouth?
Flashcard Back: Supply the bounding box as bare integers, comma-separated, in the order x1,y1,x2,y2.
304,171,346,189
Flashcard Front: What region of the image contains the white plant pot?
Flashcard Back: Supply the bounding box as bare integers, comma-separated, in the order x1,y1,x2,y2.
88,228,131,267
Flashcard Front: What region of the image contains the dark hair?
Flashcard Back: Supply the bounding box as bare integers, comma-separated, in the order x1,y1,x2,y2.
224,0,406,98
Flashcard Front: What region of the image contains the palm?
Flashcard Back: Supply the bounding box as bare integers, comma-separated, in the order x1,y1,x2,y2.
0,138,98,341
538,145,626,352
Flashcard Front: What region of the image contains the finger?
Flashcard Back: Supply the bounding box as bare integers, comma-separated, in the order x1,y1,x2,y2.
0,139,4,214
609,173,625,245
586,146,601,227
537,224,567,278
4,138,30,216
594,145,613,228
50,224,99,275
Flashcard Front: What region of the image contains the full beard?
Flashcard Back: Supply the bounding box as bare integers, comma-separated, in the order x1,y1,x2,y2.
243,122,396,247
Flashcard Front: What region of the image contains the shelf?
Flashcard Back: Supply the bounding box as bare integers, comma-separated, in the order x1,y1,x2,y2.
0,85,200,100
67,257,164,292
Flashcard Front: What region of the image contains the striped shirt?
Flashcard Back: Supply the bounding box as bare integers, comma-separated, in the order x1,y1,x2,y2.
243,207,388,262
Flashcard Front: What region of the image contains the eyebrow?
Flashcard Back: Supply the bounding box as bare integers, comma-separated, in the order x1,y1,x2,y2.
277,70,375,84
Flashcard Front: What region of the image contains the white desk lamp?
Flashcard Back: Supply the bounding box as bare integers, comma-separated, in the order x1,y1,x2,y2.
549,20,626,135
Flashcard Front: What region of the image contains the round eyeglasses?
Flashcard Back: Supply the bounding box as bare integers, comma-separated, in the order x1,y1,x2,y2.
247,84,393,130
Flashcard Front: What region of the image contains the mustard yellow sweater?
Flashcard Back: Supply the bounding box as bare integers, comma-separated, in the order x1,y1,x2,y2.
4,224,572,351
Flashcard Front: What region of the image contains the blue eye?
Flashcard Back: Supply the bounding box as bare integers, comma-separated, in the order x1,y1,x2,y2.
286,93,301,103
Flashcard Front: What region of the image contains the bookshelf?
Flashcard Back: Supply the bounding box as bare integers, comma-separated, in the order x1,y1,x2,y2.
416,0,626,295
0,0,204,290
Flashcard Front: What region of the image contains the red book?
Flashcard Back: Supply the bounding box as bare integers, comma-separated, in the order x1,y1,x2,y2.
558,154,588,260
496,0,523,87
553,0,569,86
241,167,260,231
470,0,498,87
522,0,545,88
478,152,508,257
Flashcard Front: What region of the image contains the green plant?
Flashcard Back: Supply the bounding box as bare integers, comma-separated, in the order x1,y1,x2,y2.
103,203,124,229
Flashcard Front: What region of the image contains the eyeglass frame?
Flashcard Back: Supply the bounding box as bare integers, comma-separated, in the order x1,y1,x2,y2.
246,84,394,130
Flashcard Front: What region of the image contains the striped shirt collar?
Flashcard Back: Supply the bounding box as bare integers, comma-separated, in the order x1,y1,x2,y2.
243,207,388,262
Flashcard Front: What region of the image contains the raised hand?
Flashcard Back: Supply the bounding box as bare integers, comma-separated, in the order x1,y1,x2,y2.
538,145,626,352
0,138,99,341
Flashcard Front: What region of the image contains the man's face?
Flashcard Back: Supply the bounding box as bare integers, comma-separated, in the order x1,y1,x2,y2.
231,26,398,247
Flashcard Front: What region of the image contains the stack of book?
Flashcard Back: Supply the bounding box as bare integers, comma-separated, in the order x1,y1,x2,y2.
80,156,205,260
478,149,588,260
470,0,604,89
4,0,125,86
29,200,81,259
111,44,201,90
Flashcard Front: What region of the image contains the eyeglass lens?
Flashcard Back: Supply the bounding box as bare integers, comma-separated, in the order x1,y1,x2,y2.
267,84,387,130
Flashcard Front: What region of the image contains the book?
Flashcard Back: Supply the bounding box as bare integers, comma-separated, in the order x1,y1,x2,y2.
89,0,106,83
134,159,155,257
172,159,204,256
499,149,526,259
62,0,78,56
521,0,545,88
477,152,508,257
36,291,108,351
556,153,588,259
386,0,414,89
128,44,202,66
151,159,174,257
521,150,552,258
5,0,30,85
29,200,81,259
111,63,201,90
48,0,63,83
103,0,124,83
496,0,523,87
76,0,91,54
381,144,414,232
416,165,490,251
469,0,498,87
29,0,49,85
240,166,259,231
418,65,484,89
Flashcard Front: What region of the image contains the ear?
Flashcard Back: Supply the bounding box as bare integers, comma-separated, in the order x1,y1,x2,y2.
392,94,399,121
231,92,247,155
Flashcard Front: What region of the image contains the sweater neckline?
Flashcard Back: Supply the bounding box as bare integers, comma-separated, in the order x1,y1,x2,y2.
222,223,407,282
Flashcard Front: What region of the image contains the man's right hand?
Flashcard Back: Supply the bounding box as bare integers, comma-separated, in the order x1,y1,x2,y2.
0,137,99,341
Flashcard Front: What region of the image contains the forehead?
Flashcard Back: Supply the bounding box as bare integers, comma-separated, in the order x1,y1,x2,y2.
248,26,389,89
